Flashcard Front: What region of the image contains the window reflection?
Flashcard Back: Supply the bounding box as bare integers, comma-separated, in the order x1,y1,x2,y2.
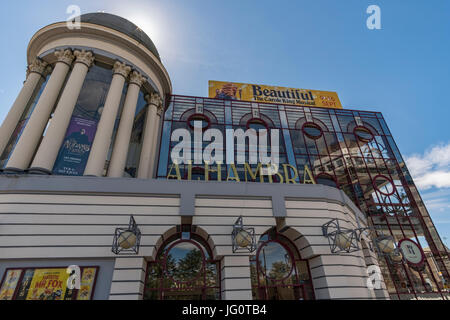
250,231,314,300
166,241,204,283
72,64,113,121
354,126,374,143
144,232,220,300
315,173,338,188
302,122,322,139
258,242,293,280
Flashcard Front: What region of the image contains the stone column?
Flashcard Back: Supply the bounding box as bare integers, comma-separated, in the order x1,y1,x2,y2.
5,49,74,171
0,58,49,156
137,93,163,179
147,102,164,178
29,50,95,173
108,71,147,178
83,61,131,177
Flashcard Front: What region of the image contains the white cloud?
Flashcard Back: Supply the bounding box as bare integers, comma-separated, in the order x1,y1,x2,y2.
405,142,450,190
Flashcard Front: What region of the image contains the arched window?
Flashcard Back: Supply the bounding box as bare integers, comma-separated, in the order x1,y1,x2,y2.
302,122,323,140
246,118,269,131
250,230,315,300
354,126,374,143
144,228,221,300
187,113,210,131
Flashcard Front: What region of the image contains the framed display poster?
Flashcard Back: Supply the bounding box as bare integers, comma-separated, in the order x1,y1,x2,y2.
0,269,22,300
0,266,99,300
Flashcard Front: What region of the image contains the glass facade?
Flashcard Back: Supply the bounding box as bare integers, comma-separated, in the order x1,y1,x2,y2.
157,94,450,299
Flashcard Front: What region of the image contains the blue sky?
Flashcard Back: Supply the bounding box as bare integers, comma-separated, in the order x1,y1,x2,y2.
0,0,449,245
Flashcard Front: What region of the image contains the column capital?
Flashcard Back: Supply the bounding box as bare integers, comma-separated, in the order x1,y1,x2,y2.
74,50,95,68
113,61,131,79
129,70,147,87
27,58,49,78
145,93,164,116
156,103,164,116
145,92,162,106
54,49,75,66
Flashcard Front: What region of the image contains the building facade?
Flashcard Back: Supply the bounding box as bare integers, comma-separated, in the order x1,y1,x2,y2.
0,13,448,300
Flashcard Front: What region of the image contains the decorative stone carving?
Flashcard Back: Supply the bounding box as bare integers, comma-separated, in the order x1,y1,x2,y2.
129,70,147,87
156,103,164,116
54,49,75,66
27,58,49,77
74,50,95,68
146,92,162,106
146,93,164,116
113,61,131,79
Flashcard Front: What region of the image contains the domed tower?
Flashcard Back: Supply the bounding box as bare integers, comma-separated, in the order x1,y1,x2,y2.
0,12,171,178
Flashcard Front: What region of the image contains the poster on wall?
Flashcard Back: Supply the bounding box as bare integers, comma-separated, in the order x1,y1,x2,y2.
208,80,342,109
0,266,99,300
77,267,97,300
26,268,70,300
0,269,22,300
52,117,98,176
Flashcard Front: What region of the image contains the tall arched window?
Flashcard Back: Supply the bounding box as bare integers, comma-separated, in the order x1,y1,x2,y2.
144,227,221,300
250,230,315,300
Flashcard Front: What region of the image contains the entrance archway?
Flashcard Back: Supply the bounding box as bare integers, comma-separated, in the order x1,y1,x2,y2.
143,226,221,300
250,228,315,300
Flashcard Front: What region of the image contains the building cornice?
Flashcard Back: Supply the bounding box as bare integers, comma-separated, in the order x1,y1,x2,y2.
0,175,367,226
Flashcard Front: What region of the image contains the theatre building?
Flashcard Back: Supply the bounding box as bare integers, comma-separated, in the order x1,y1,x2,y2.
0,13,449,300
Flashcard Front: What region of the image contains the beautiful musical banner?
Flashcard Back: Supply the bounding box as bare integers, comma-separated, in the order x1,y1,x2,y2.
209,80,342,109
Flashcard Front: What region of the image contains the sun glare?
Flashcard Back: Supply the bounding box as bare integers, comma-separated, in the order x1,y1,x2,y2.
122,12,162,48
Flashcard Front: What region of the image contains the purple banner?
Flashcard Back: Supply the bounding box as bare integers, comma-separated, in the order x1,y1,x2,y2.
52,117,97,176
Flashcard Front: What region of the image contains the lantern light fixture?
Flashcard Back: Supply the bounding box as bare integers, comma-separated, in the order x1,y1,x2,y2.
322,219,405,264
112,215,141,255
322,219,360,253
373,234,403,264
232,216,256,253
